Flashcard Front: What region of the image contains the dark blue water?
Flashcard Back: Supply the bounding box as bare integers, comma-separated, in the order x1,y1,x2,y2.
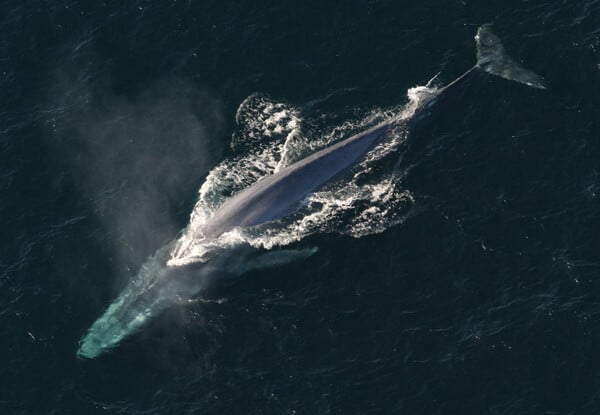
2,1,600,413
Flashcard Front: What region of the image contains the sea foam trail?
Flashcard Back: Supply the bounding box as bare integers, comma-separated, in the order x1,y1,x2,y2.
168,85,433,266
170,24,547,266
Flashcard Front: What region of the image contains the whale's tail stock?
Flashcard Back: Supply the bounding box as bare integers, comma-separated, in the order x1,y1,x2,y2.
475,24,546,89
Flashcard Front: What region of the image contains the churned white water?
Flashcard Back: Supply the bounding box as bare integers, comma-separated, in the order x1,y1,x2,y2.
168,85,436,266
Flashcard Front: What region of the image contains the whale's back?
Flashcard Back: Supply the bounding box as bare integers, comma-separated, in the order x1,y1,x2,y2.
201,122,392,238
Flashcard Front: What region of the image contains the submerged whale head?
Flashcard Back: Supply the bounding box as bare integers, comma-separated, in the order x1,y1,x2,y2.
76,241,318,359
77,275,168,359
77,249,215,359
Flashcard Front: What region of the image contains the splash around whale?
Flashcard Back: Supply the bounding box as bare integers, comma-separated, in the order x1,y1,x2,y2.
77,25,545,359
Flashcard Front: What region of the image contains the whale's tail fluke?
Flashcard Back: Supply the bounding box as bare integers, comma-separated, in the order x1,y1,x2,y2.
475,24,546,89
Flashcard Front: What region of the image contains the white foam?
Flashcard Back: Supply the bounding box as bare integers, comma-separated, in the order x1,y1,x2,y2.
169,85,434,266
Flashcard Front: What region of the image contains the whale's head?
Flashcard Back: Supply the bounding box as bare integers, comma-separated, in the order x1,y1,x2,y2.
77,250,215,359
76,240,311,359
77,263,169,359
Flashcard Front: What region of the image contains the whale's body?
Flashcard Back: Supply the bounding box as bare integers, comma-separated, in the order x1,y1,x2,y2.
202,119,394,239
192,25,546,241
77,26,545,359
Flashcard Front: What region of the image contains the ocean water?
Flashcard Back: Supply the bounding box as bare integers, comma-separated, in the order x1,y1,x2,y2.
1,1,600,414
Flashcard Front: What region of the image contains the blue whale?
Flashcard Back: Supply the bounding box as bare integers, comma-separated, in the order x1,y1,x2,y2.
77,25,544,359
